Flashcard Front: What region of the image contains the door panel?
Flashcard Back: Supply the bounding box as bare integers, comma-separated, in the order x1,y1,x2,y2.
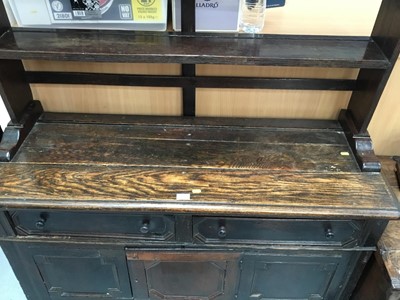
28,246,132,300
238,251,353,300
126,250,241,300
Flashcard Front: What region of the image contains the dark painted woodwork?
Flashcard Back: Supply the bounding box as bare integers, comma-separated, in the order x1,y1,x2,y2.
0,100,43,161
0,211,15,236
347,0,400,133
0,60,35,124
394,156,400,185
10,210,175,241
338,110,381,172
0,0,9,34
0,241,51,299
352,157,400,299
0,1,34,124
182,64,196,116
25,71,357,91
376,158,400,289
0,215,6,236
193,217,363,248
0,0,399,298
351,157,400,299
180,0,196,116
5,243,132,300
38,112,343,130
32,248,132,299
0,30,390,68
126,250,240,300
397,162,400,186
181,0,195,33
175,215,193,243
238,250,353,300
380,156,400,200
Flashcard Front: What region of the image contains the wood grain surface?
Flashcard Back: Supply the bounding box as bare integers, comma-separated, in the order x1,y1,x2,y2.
13,122,358,172
0,163,397,218
380,251,400,289
377,157,400,251
0,116,396,217
376,157,400,289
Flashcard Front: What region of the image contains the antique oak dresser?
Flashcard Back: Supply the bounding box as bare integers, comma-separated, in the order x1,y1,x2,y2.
0,0,400,299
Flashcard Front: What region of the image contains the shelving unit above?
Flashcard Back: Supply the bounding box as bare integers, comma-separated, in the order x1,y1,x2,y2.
0,29,391,68
0,2,399,299
0,0,399,171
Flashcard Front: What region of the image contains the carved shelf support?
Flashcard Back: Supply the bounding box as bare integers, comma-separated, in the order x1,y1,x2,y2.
0,100,43,162
339,110,381,172
394,156,400,187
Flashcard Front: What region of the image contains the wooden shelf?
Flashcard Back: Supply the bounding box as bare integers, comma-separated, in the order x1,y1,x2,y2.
0,29,390,68
0,113,398,219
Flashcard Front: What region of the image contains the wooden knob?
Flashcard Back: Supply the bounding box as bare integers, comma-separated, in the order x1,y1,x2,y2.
35,219,46,230
218,225,227,238
325,228,335,239
140,221,150,234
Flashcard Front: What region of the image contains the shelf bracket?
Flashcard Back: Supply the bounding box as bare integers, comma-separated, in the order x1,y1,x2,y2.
339,109,381,172
394,156,400,187
0,100,43,162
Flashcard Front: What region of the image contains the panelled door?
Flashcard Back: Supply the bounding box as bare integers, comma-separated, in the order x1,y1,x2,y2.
126,250,241,300
24,245,132,300
237,250,354,300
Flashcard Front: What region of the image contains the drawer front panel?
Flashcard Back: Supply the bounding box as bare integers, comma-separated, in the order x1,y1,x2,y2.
193,217,363,247
11,210,175,240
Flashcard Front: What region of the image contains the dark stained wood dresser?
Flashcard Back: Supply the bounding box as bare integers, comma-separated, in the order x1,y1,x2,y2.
0,1,400,300
352,157,400,300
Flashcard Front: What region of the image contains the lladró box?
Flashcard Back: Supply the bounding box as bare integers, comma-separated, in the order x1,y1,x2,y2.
173,0,241,32
6,0,167,30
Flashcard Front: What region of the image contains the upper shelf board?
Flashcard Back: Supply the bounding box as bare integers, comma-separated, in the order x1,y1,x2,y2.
0,29,390,68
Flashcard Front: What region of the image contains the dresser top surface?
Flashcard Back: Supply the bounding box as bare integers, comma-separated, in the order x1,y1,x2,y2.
0,113,398,219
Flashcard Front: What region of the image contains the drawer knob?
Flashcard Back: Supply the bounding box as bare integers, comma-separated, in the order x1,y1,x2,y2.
218,226,227,238
140,221,150,234
325,228,335,239
35,219,46,230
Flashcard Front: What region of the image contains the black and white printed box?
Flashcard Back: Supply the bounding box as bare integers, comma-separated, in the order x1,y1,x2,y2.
172,0,241,32
5,0,167,30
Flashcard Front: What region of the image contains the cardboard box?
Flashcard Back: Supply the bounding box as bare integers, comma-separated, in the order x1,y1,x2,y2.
7,0,168,30
173,0,241,32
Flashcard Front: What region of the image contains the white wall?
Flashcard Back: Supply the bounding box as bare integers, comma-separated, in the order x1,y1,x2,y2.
0,97,25,299
0,96,10,130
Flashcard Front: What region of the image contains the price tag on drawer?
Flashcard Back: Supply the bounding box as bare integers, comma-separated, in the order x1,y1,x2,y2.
176,193,191,200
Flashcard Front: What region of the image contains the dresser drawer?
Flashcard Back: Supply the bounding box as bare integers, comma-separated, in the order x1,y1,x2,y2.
193,217,364,247
10,210,175,241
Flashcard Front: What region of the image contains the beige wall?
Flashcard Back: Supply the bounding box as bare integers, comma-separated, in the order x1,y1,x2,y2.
369,58,400,155
13,0,400,154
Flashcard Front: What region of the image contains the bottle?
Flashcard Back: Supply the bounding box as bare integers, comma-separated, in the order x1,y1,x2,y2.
239,0,266,33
